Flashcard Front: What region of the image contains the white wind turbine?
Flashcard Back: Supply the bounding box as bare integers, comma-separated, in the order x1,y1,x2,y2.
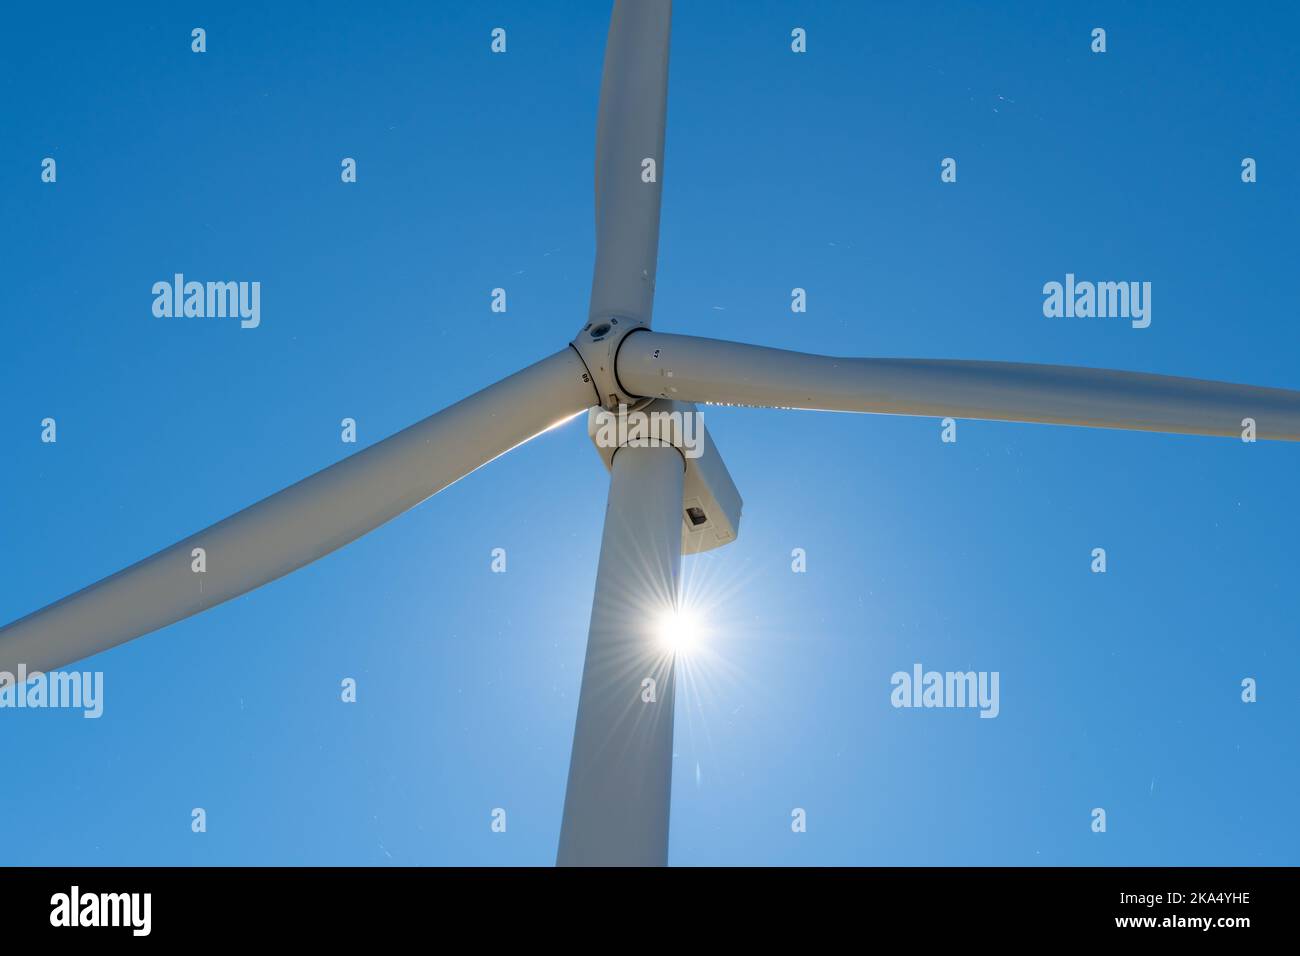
3,0,1298,867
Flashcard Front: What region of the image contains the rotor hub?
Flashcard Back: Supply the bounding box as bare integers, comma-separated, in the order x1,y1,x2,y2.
570,315,653,410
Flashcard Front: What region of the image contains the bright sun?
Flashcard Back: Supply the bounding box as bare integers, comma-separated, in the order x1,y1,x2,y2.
656,607,702,653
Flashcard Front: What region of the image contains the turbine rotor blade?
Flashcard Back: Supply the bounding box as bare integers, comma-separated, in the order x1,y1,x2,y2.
588,0,672,327
0,348,598,682
617,332,1300,441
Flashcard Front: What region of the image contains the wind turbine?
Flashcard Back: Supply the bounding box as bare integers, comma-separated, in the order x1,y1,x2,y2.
3,0,1298,867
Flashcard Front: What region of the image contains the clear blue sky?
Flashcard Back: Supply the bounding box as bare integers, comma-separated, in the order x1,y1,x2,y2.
2,1,1296,865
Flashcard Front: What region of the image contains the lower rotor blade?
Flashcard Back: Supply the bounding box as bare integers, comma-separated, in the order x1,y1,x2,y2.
0,348,598,683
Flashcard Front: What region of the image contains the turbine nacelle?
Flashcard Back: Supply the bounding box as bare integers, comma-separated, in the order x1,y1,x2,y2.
587,398,743,555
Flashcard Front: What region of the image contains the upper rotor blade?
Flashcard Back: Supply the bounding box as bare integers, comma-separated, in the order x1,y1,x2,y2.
588,0,672,327
0,348,598,683
617,332,1300,441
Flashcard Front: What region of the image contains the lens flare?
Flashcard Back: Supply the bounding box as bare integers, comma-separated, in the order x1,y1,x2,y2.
656,607,702,653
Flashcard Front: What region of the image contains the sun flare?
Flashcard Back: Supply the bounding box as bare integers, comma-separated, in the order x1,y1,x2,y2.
656,607,703,654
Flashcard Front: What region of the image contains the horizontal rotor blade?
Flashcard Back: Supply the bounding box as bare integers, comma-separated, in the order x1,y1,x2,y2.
0,348,598,683
617,332,1300,441
588,0,672,326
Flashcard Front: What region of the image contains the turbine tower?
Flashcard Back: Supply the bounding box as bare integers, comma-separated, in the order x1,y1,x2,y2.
3,0,1298,866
